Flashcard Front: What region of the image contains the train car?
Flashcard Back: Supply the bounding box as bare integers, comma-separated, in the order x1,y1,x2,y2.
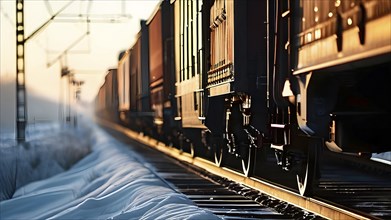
129,21,153,133
96,0,390,197
172,0,316,194
172,0,210,156
117,47,131,125
173,0,390,196
202,0,270,176
95,69,118,122
95,83,106,116
147,0,178,142
291,0,391,153
117,21,152,132
105,69,119,122
138,21,152,128
266,0,391,195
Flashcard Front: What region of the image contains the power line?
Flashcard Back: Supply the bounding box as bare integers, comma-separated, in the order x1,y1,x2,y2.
44,0,54,16
0,4,15,26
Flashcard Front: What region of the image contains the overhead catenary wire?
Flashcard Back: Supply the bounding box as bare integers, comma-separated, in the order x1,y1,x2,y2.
44,0,54,16
25,0,75,43
0,3,15,27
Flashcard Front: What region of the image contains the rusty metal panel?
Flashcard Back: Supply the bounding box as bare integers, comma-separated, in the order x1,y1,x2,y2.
149,9,163,85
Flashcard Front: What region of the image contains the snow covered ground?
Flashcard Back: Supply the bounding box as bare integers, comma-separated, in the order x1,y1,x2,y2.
0,122,91,201
0,119,220,219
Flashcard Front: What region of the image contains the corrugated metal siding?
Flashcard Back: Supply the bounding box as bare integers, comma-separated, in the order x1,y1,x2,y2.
175,0,206,128
210,0,234,71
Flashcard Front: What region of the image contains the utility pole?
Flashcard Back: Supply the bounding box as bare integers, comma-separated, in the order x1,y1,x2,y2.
16,0,26,141
15,0,73,141
14,0,131,141
61,67,72,123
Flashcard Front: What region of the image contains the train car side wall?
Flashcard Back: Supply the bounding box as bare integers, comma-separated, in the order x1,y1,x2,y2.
130,40,140,112
140,20,151,112
293,0,391,74
105,69,119,121
291,0,391,153
161,0,178,131
174,0,207,129
162,0,175,107
233,0,268,94
117,51,131,123
149,5,164,126
149,9,164,86
96,85,105,115
148,0,177,132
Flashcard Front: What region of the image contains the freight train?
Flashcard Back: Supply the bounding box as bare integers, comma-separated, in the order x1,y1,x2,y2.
96,0,391,196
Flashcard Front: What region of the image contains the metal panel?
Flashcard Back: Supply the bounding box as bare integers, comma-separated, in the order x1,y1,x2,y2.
149,9,163,85
174,0,181,120
294,0,391,74
140,21,151,112
96,84,105,112
130,39,140,111
148,1,176,128
151,85,164,125
104,70,113,111
175,0,206,128
111,69,118,115
208,0,234,88
117,51,130,111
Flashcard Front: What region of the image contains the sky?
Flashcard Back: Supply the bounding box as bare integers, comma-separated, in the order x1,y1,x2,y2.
0,0,159,134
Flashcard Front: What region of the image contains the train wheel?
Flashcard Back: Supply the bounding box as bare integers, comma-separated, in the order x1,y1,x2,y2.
214,140,225,167
296,138,319,196
241,146,255,177
190,143,195,158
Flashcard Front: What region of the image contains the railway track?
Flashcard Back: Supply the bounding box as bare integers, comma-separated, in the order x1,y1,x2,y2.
99,119,390,219
313,152,391,219
105,127,303,219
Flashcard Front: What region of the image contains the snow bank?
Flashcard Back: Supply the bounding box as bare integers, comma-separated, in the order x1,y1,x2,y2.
0,123,220,219
0,123,92,201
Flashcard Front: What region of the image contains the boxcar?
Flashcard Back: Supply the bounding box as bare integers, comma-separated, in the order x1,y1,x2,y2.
147,0,177,141
290,0,391,153
96,0,391,197
95,69,118,122
117,20,152,131
117,48,131,125
172,0,209,155
203,0,270,172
